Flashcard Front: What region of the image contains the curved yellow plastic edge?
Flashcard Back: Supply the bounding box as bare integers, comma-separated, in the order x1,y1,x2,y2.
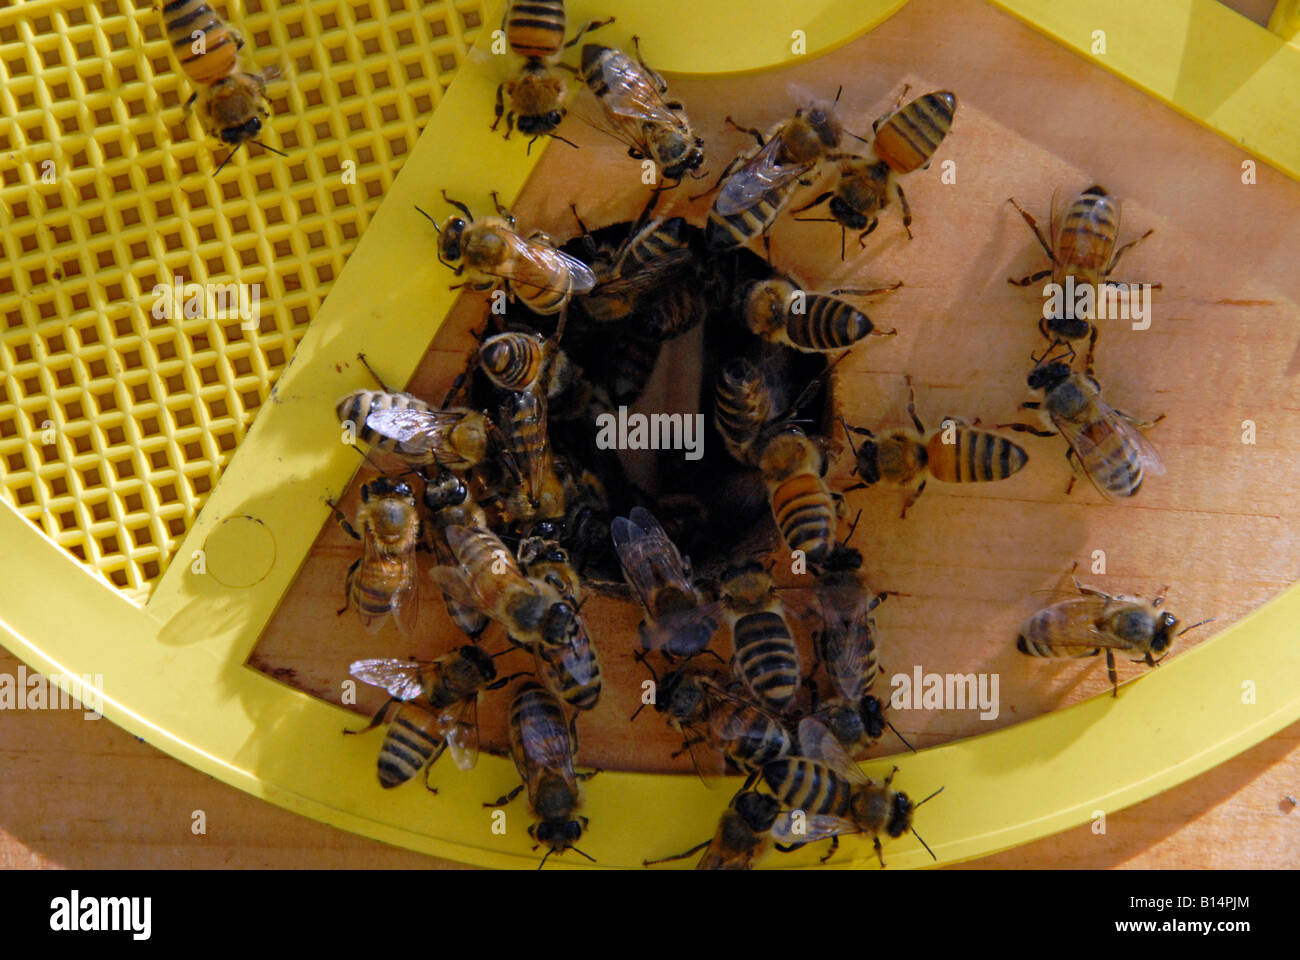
992,0,1300,182
1,0,1298,869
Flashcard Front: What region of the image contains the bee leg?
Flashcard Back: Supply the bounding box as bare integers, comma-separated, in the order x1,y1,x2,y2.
855,219,879,248
883,764,900,786
1105,228,1154,275
422,742,449,794
337,559,360,615
1000,422,1056,439
832,281,903,300
1006,197,1056,262
905,380,925,433
900,479,926,519
485,670,531,691
484,784,526,808
873,835,887,869
723,116,767,149
762,231,772,262
1084,323,1099,371
576,767,600,782
630,35,668,92
791,190,833,216
440,190,475,221
355,351,396,392
183,92,198,113
643,838,711,867
327,499,361,540
1008,268,1052,287
491,83,506,133
343,696,396,735
1114,409,1165,430
894,182,913,239
489,190,516,227
671,735,707,759
1106,648,1119,697
818,834,840,865
563,16,615,49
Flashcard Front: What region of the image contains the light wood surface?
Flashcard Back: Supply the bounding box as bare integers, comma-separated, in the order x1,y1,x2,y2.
5,0,1299,868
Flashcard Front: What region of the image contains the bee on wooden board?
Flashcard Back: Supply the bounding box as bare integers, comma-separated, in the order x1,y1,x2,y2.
416,190,597,319
631,655,793,783
327,474,422,636
346,648,522,789
793,88,957,251
736,275,900,353
719,559,802,716
841,377,1029,518
420,466,491,639
517,535,602,712
612,506,721,658
757,425,838,567
492,0,612,143
578,38,705,184
642,789,783,870
160,0,286,173
762,718,942,867
999,350,1164,501
1007,185,1157,366
704,87,850,253
485,681,599,868
1017,575,1212,697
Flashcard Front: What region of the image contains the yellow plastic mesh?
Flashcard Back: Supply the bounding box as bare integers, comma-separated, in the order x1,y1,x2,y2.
0,0,487,600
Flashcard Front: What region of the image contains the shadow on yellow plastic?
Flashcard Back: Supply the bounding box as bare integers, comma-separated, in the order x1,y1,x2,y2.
1,0,1298,868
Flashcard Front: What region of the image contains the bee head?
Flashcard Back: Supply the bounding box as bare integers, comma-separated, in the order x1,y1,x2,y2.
220,116,262,145
361,477,410,502
458,643,497,681
1082,184,1108,197
1027,360,1071,393
852,436,882,485
422,470,468,511
734,791,781,832
1150,611,1178,654
527,518,566,541
828,195,868,230
534,818,583,851
661,139,705,181
541,600,579,645
886,791,914,838
660,670,704,719
439,217,467,263
518,110,565,136
859,695,887,741
802,102,843,148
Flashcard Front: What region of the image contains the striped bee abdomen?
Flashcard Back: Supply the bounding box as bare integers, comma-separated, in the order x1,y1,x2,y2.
1056,188,1120,281
480,332,544,391
926,428,1029,483
163,0,239,85
788,294,874,350
1016,612,1099,659
769,472,835,563
710,700,790,771
763,758,854,816
1080,421,1144,497
732,612,801,713
505,0,567,60
377,703,445,788
873,91,957,175
706,188,788,251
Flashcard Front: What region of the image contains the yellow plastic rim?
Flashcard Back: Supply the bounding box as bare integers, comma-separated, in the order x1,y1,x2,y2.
1,0,1298,869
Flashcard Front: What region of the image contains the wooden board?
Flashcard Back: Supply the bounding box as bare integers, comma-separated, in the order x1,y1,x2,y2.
7,0,1298,869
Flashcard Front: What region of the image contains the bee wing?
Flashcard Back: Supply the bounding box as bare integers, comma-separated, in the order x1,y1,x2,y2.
361,405,462,453
1054,402,1164,502
391,556,421,637
444,525,525,578
1020,596,1135,653
440,697,480,771
519,700,577,783
1048,185,1069,254
818,590,879,703
495,231,598,296
714,135,810,216
499,383,550,500
610,507,696,613
770,811,859,845
796,717,871,785
638,600,722,656
1097,394,1165,476
429,563,483,615
582,49,683,142
348,658,430,701
587,248,695,306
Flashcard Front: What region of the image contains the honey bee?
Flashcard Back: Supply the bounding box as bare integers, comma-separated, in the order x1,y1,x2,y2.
842,378,1030,518
578,39,705,183
762,718,942,866
420,467,490,639
737,275,899,353
806,544,905,755
161,0,285,172
719,560,802,715
643,789,783,870
430,525,578,649
1007,185,1155,364
337,388,492,474
492,1,611,142
419,190,597,318
518,535,602,712
633,657,793,782
793,89,957,248
1017,576,1211,697
714,357,777,467
327,476,421,635
485,681,599,868
346,647,517,788
704,89,846,252
1001,353,1164,500
498,380,566,523
611,506,721,658
757,426,837,566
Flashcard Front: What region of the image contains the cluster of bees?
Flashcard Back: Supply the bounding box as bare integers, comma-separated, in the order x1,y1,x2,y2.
161,1,1213,868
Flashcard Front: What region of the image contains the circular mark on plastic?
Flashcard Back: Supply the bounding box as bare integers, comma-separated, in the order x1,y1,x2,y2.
202,515,277,588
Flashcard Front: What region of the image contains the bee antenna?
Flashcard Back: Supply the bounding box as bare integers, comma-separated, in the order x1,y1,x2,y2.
687,166,709,181
833,84,843,105
846,130,871,145
1176,617,1216,637
573,846,597,863
488,648,518,659
629,702,648,722
547,133,580,151
914,785,945,808
213,141,244,177
911,826,938,861
413,204,441,231
886,720,916,753
842,508,862,547
252,139,289,158
537,847,555,870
